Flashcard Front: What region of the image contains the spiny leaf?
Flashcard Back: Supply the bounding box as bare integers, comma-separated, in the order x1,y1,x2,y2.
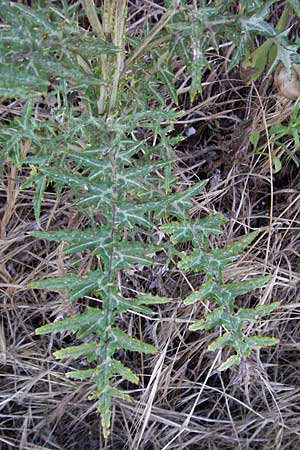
225,275,271,298
54,342,97,360
112,329,157,354
184,280,219,305
189,307,225,331
108,291,154,315
241,15,276,37
237,302,279,322
214,231,259,259
33,175,46,225
246,336,279,349
42,169,113,206
0,66,48,98
9,3,55,31
30,271,109,301
180,231,259,276
162,180,208,218
96,386,132,438
35,308,104,335
228,32,249,71
135,294,169,306
110,360,139,384
66,368,97,380
157,66,178,105
218,355,241,371
268,32,299,76
160,214,227,244
31,227,112,255
208,332,233,352
109,241,159,270
65,38,119,57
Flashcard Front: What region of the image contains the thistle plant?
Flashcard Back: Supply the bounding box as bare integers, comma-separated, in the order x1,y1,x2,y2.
0,0,281,438
162,220,279,370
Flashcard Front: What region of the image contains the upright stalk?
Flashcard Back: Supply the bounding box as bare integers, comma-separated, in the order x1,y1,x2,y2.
109,0,128,113
81,0,109,114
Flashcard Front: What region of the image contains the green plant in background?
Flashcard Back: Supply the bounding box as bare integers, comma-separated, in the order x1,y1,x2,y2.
268,98,300,172
162,220,279,370
0,0,282,438
239,0,300,81
250,99,300,173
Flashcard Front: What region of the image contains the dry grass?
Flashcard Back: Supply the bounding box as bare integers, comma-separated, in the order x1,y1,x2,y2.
1,1,300,449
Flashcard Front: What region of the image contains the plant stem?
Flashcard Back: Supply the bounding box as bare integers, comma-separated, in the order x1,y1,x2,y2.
82,0,104,36
109,0,128,113
81,0,109,114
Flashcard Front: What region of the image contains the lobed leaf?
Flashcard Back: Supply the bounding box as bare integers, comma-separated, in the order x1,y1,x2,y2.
32,227,112,255
246,336,279,349
208,332,233,352
237,302,279,322
31,271,109,301
54,341,97,361
161,214,227,245
189,307,225,331
225,275,271,298
184,280,219,305
112,329,157,354
36,308,104,335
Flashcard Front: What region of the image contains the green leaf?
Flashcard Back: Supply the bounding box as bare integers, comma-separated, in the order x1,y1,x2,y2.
96,386,132,438
54,342,97,360
112,329,157,354
189,307,225,331
208,332,233,352
164,180,208,218
246,335,279,349
109,241,159,270
279,143,300,167
218,355,241,371
241,16,276,37
33,176,46,225
249,130,260,150
98,393,112,439
30,271,108,301
113,201,154,228
184,280,219,305
246,39,274,81
228,32,249,71
291,126,300,149
31,227,112,255
109,291,154,315
268,33,299,76
179,231,259,276
135,294,170,306
225,275,271,298
161,214,227,244
237,302,279,322
288,0,300,16
157,66,178,105
66,369,97,380
272,153,282,174
35,307,104,335
110,359,139,384
42,169,113,207
66,38,119,57
0,66,48,98
10,3,55,31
